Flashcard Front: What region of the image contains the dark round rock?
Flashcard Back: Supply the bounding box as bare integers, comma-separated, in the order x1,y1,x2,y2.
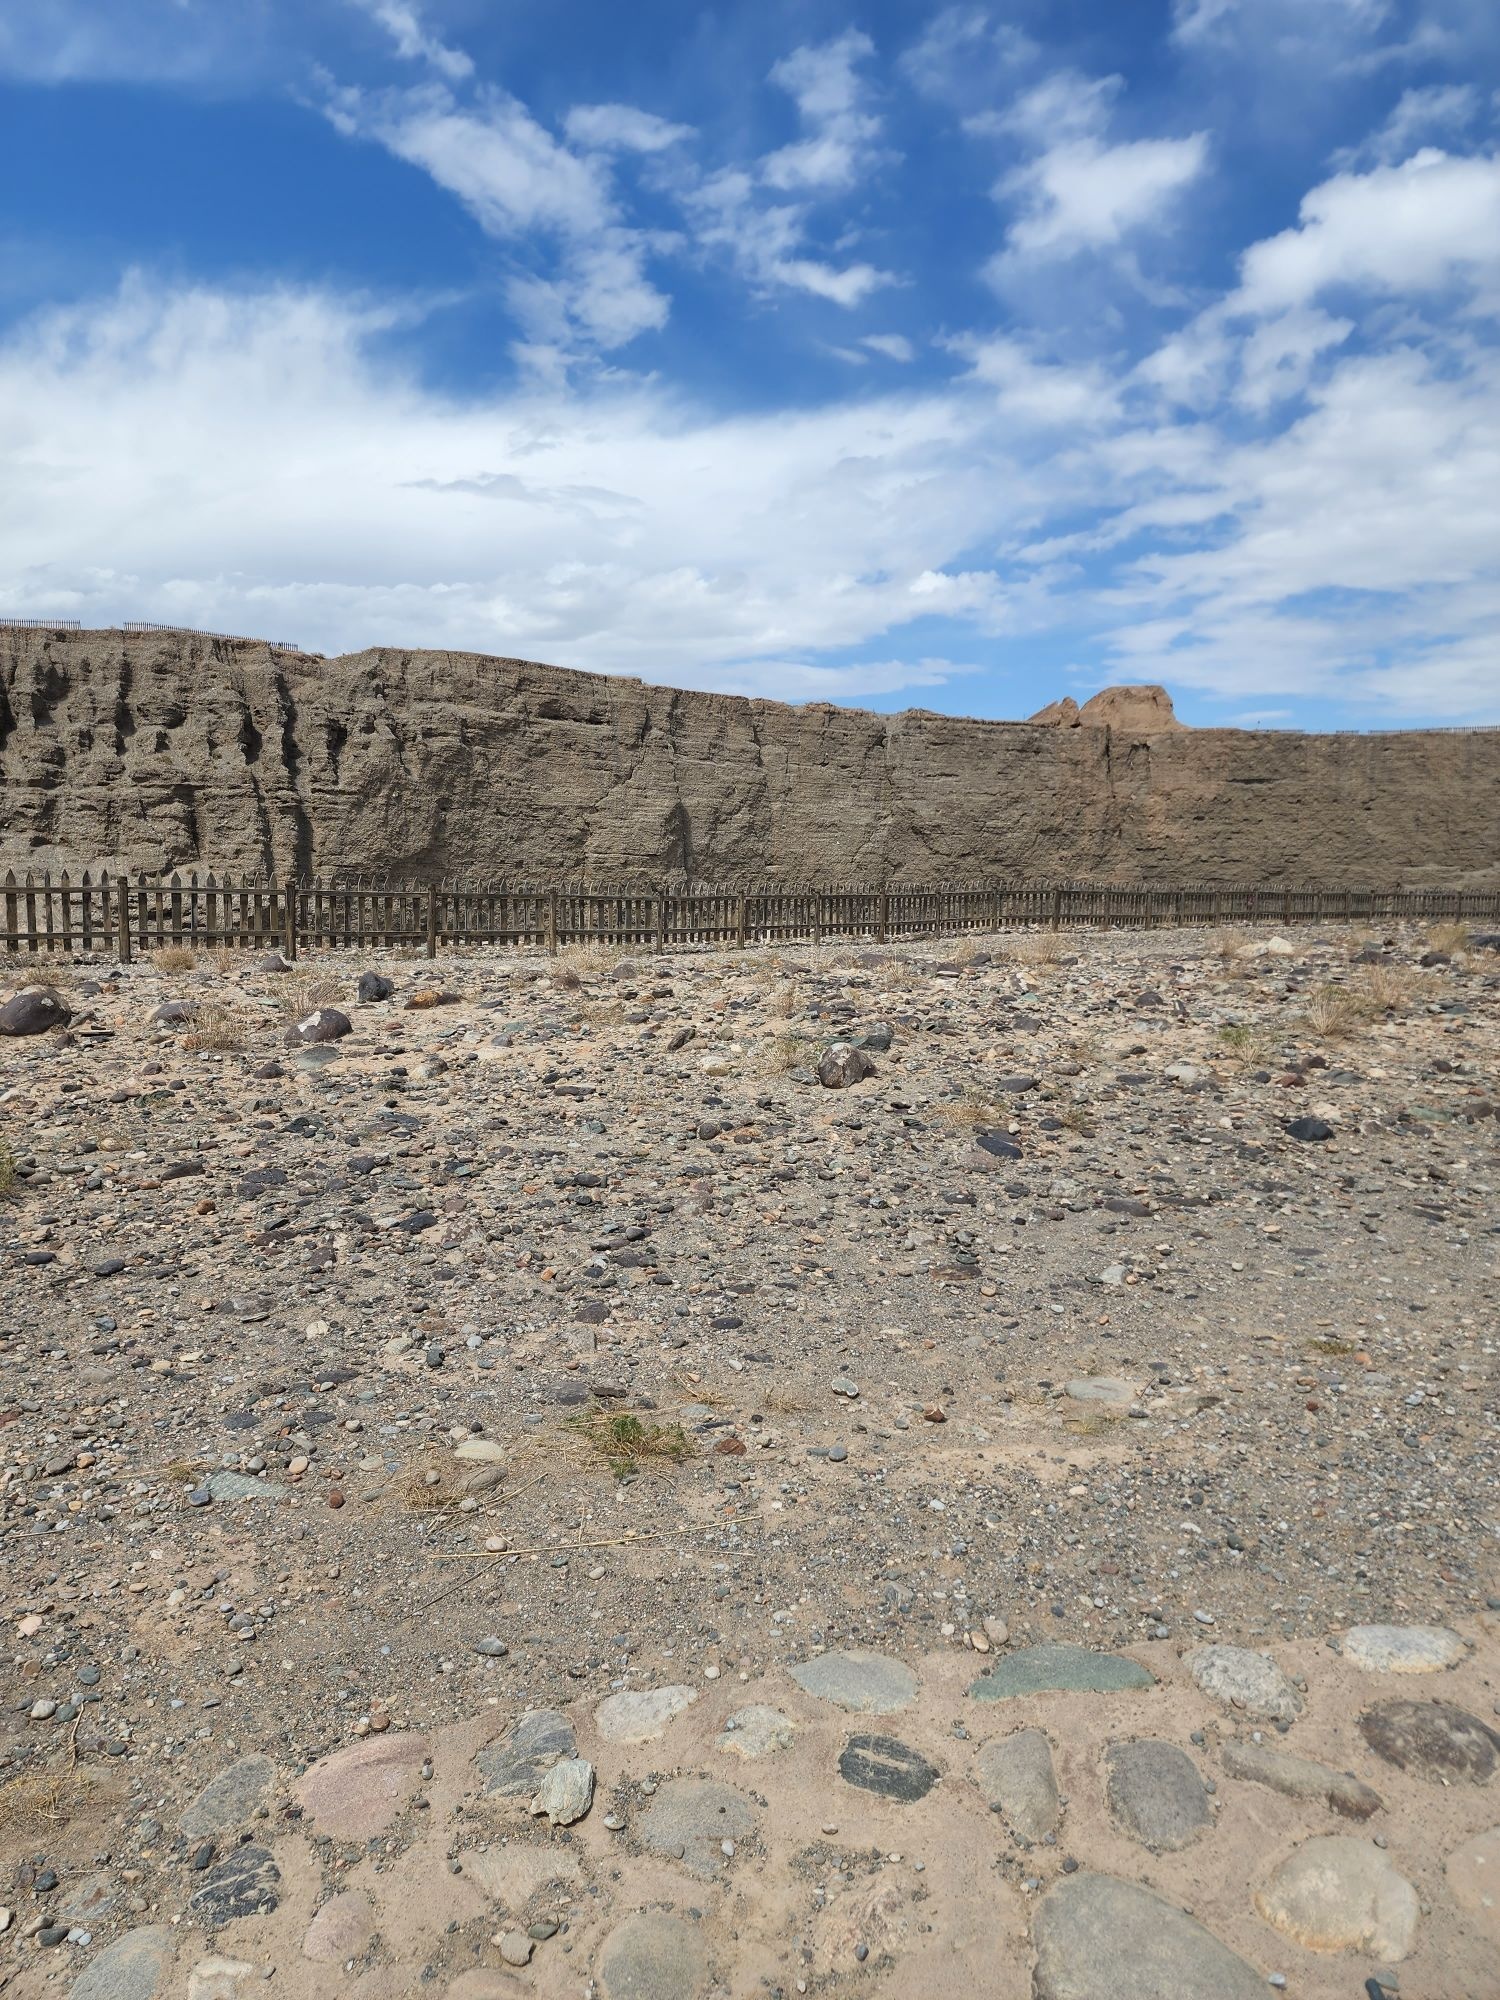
838,1733,940,1802
0,987,72,1036
1359,1700,1500,1784
1286,1116,1334,1142
284,1006,352,1047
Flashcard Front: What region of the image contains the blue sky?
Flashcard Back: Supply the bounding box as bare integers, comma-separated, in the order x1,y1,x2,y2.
1,0,1498,727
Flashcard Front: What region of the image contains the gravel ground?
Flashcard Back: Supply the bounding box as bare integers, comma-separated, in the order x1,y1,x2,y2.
1,921,1496,1998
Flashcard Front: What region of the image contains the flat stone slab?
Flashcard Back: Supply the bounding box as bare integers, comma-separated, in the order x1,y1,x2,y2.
188,1845,281,1926
530,1756,595,1827
1445,1823,1500,1945
478,1709,576,1797
838,1733,940,1802
594,1685,698,1744
1344,1624,1465,1673
303,1890,377,1963
970,1642,1153,1702
1256,1836,1419,1960
1221,1740,1382,1820
1360,1699,1500,1784
181,1754,275,1839
788,1649,917,1714
1188,1644,1302,1724
1032,1872,1265,2000
974,1727,1059,1842
186,1958,256,2000
716,1705,795,1760
638,1778,756,1873
296,1732,429,1840
1064,1377,1135,1410
463,1845,583,1909
1105,1739,1211,1852
70,1926,176,2000
599,1913,706,2000
205,1471,286,1503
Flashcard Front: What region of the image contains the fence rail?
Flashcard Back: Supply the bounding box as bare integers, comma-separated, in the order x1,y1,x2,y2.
2,869,1497,963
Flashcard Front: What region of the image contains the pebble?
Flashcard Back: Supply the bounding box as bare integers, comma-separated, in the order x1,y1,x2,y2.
1032,1873,1265,2000
789,1649,918,1714
1256,1837,1420,1960
1104,1739,1212,1852
529,1756,595,1826
1188,1644,1303,1725
1343,1623,1466,1673
594,1685,699,1744
974,1727,1060,1842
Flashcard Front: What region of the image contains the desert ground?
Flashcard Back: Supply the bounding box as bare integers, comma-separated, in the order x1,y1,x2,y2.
1,920,1497,2000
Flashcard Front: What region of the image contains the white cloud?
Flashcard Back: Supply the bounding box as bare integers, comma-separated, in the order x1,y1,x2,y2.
666,27,897,307
1000,130,1209,259
957,336,1121,427
1171,0,1393,51
1234,306,1353,410
1234,149,1500,314
763,31,881,191
564,102,694,153
983,70,1209,268
0,278,1024,696
0,0,274,85
349,0,473,83
324,81,668,356
683,165,893,309
1334,83,1481,166
862,334,916,362
898,7,1036,109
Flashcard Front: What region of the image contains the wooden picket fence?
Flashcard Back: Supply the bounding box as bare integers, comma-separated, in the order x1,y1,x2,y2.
2,868,1498,963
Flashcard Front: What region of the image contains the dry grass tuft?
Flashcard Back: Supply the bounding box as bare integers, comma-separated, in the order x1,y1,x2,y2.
1425,919,1470,956
0,1768,94,1831
554,942,620,987
761,1388,807,1415
753,1031,807,1077
0,1134,18,1200
768,980,801,1018
152,945,197,972
277,971,342,1019
1209,928,1254,968
1006,931,1066,968
1300,983,1364,1039
1052,1100,1095,1136
1353,964,1419,1016
931,1092,1004,1131
1062,1406,1120,1437
562,1408,692,1481
184,1002,250,1053
399,1460,463,1511
1217,1022,1278,1065
206,946,245,973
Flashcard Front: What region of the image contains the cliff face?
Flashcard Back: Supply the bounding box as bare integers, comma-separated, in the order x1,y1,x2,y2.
2,628,1496,886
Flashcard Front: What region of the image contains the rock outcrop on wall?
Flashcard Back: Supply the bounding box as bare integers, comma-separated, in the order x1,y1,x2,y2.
1029,685,1184,732
2,628,1496,886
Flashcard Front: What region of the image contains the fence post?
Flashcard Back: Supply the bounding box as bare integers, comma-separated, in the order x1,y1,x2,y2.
654,891,666,956
546,888,559,956
1050,885,1062,931
877,890,889,945
283,884,298,962
117,880,132,964
735,894,747,949
426,884,439,960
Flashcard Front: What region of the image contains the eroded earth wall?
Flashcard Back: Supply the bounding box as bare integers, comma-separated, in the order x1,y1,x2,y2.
2,628,1496,885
